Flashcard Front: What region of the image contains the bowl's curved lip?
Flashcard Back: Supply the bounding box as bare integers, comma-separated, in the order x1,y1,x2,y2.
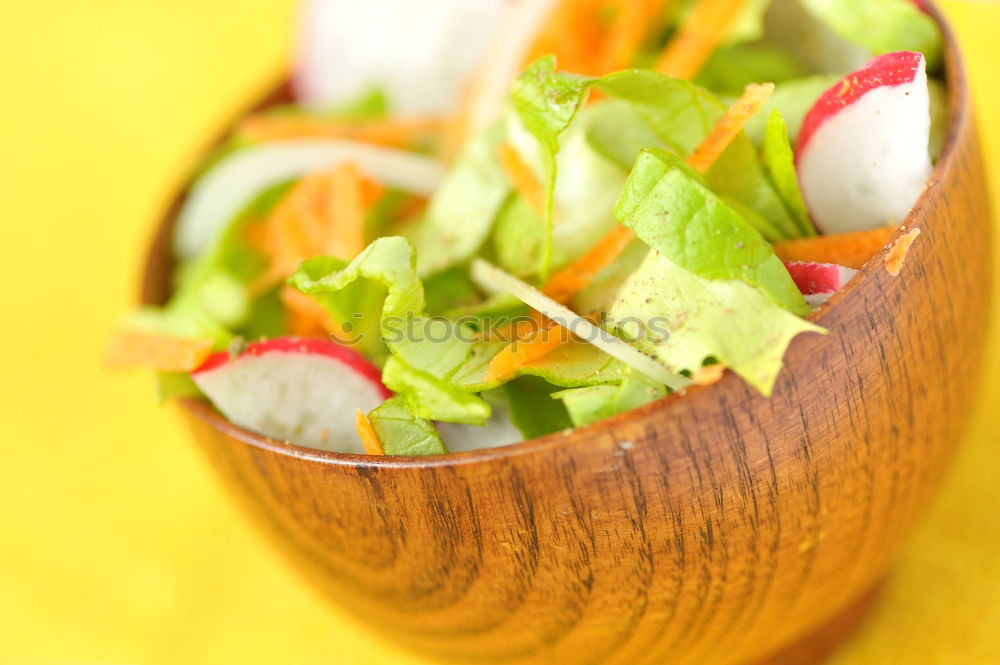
163,2,967,469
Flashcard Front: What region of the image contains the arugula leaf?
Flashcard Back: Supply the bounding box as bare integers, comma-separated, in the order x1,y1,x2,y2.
761,110,816,237
615,149,810,316
609,251,824,395
368,396,448,456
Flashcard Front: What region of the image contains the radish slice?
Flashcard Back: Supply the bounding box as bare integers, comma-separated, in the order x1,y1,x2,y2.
796,51,932,235
174,140,446,260
784,261,858,307
294,0,507,116
470,259,691,391
191,338,391,453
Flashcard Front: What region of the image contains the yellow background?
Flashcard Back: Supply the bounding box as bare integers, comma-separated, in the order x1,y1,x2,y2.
1,1,998,663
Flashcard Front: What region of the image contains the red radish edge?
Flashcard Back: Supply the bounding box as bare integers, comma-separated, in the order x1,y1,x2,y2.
192,338,392,399
784,261,856,295
796,51,925,156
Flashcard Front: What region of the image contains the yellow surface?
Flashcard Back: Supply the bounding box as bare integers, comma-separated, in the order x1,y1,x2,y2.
0,1,998,663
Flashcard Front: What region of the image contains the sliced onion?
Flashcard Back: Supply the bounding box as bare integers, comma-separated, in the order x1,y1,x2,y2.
471,259,691,392
461,0,562,138
174,139,446,260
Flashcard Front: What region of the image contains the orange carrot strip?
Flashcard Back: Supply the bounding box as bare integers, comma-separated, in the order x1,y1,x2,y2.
486,324,571,383
280,286,336,339
656,0,747,80
250,163,380,296
773,227,898,270
325,163,371,260
355,409,384,455
105,329,213,372
497,142,547,216
528,0,608,75
542,225,636,303
686,82,774,172
236,114,444,148
598,0,668,72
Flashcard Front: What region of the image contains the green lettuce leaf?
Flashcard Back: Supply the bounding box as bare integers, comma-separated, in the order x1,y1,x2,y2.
743,75,840,145
492,193,547,278
553,369,667,428
291,237,494,425
796,0,942,70
368,396,448,456
696,43,807,96
761,110,816,237
382,356,491,425
609,251,824,395
501,376,573,438
412,126,509,277
615,149,810,316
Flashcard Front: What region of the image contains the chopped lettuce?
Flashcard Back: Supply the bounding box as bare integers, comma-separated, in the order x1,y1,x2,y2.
795,0,942,70
368,396,448,456
609,251,824,395
382,356,491,425
492,193,547,278
553,369,667,428
615,149,810,316
501,376,574,438
764,0,941,75
291,237,495,423
696,44,807,96
761,110,816,237
412,126,509,277
743,75,840,144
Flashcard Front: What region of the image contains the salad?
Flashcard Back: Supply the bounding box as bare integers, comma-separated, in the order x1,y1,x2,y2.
110,0,944,456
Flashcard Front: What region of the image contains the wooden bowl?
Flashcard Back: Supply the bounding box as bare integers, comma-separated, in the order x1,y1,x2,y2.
142,9,991,665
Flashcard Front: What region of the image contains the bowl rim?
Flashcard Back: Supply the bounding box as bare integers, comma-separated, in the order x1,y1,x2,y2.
154,2,968,469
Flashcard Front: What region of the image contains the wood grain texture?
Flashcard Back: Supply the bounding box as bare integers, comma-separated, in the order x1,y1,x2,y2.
142,8,991,664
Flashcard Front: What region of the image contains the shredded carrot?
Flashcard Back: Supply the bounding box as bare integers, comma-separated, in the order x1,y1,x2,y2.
528,0,609,75
105,329,213,372
497,142,548,217
236,114,444,149
773,226,898,269
687,82,774,172
327,164,370,259
598,0,669,72
486,323,572,383
280,286,335,339
250,163,382,295
355,409,384,455
543,225,636,303
656,0,747,80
